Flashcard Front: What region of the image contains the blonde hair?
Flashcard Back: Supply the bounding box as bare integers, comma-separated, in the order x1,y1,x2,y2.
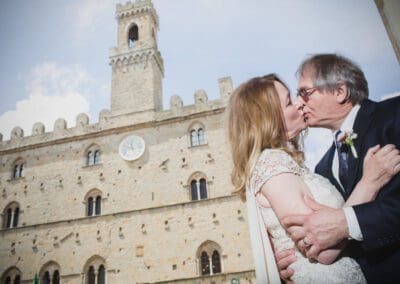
227,74,304,201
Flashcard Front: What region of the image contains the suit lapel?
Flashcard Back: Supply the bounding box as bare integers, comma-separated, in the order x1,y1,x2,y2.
315,142,345,198
345,99,377,196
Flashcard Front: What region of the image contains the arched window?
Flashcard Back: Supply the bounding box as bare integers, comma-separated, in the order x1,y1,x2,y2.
188,173,208,201
1,267,21,284
200,251,210,275
87,151,94,166
2,202,20,229
95,196,101,216
13,165,19,179
88,266,95,284
94,150,101,165
197,241,222,276
198,128,205,145
12,159,25,179
212,250,221,274
190,180,198,201
87,197,94,216
13,207,19,228
189,123,206,147
53,270,60,284
6,208,12,228
199,178,207,199
128,24,139,48
85,190,102,217
13,275,21,284
42,271,50,284
86,144,101,166
39,261,61,284
190,130,199,147
84,256,106,284
98,265,105,284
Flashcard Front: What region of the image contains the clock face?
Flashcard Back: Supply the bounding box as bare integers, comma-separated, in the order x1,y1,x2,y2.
119,135,146,161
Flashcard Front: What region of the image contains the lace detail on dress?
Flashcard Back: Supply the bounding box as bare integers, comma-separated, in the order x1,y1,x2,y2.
250,149,307,195
249,148,366,284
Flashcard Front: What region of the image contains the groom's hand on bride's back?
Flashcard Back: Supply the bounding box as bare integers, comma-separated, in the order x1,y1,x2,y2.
282,196,349,259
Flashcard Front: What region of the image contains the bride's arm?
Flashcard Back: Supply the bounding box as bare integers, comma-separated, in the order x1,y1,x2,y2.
259,172,342,264
345,144,400,206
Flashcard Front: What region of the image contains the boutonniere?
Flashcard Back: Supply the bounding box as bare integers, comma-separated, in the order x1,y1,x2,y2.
338,130,358,158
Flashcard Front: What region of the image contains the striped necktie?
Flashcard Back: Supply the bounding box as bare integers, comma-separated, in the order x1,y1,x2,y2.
335,130,349,191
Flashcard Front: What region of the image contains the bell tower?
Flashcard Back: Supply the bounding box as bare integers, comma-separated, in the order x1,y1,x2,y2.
109,0,164,116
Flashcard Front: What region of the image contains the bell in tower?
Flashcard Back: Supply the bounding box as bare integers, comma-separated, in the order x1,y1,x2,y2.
109,0,164,116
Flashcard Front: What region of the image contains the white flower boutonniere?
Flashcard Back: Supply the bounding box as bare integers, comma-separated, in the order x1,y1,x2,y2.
343,130,358,159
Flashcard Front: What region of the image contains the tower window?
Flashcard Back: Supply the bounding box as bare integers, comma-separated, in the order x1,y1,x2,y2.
2,202,20,229
188,173,208,201
197,241,222,276
128,24,139,48
85,190,102,217
200,251,210,275
84,257,106,284
189,123,206,147
85,144,101,166
12,159,25,179
1,267,21,284
212,250,221,274
39,261,60,284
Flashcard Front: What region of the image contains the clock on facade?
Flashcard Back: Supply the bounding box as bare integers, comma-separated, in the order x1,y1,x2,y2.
118,135,146,161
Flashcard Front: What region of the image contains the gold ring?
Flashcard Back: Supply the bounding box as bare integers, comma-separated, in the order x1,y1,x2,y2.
303,239,311,247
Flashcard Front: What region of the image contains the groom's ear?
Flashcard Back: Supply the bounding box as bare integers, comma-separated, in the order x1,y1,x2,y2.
334,82,349,104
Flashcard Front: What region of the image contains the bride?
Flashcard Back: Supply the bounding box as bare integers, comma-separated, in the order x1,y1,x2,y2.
227,74,400,283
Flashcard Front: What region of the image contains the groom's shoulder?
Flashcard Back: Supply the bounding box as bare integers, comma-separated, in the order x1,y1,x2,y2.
362,96,400,118
375,95,400,111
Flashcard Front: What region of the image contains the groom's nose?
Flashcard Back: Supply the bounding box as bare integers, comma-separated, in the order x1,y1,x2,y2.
296,94,308,105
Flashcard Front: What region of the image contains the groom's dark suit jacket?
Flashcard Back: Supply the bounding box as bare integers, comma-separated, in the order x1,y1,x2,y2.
315,96,400,284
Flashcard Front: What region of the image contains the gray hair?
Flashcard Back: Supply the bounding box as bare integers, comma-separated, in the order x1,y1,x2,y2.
297,54,369,105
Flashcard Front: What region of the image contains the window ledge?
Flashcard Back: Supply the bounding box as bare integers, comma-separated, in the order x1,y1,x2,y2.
7,177,25,183
188,143,208,149
82,163,103,169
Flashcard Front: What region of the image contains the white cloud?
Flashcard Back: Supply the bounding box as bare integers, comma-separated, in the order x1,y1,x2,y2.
0,62,95,140
303,128,333,170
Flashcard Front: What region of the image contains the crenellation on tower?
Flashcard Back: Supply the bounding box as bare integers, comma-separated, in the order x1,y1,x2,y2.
194,90,208,107
32,122,45,136
218,76,234,100
115,0,159,28
75,113,90,128
10,127,24,140
53,118,67,133
0,75,233,149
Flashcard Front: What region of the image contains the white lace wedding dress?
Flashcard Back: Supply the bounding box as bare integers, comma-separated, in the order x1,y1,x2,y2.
249,149,366,284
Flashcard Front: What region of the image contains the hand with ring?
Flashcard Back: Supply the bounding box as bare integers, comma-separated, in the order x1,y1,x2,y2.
297,237,312,256
303,238,312,247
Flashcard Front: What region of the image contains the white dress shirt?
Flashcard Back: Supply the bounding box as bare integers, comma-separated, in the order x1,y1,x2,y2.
332,104,363,241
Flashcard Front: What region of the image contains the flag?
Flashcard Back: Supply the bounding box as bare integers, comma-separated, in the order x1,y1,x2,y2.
33,272,39,284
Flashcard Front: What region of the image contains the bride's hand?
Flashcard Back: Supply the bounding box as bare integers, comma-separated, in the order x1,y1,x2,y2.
361,144,400,192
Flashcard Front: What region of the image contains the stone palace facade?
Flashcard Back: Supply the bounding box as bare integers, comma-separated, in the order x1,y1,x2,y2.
0,1,256,283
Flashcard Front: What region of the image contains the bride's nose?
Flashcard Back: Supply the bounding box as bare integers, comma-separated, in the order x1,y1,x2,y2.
294,100,304,112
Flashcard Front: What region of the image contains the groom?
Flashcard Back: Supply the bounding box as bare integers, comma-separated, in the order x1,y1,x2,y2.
277,54,400,284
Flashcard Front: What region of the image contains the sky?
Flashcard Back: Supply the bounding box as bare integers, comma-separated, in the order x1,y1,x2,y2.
0,0,399,169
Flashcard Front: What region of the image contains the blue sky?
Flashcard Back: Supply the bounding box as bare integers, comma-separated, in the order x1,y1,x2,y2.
0,0,399,168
